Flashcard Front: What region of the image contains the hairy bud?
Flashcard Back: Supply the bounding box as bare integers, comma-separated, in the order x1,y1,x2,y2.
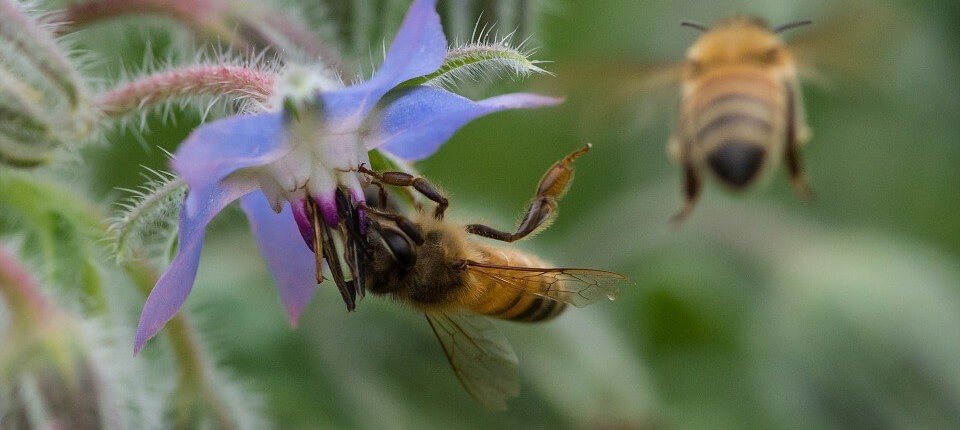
0,0,95,167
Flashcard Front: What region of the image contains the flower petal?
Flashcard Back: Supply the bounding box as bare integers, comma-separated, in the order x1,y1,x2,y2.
173,112,286,216
134,180,256,354
320,0,445,128
367,86,564,160
240,191,317,327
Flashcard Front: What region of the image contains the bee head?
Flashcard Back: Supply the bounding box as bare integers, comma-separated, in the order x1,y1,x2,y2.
683,16,802,74
379,227,417,271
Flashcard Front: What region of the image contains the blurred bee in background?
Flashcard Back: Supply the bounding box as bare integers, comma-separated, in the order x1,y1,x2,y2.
670,16,814,223
346,144,627,409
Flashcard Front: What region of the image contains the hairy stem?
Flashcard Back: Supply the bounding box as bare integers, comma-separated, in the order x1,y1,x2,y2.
56,0,344,72
54,0,238,43
97,65,275,118
0,247,53,331
124,260,236,430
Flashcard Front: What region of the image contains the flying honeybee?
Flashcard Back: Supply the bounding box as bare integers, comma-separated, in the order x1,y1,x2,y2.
669,16,815,223
322,144,627,409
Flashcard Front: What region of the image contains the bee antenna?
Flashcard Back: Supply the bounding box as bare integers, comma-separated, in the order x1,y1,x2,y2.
774,19,812,34
680,20,709,32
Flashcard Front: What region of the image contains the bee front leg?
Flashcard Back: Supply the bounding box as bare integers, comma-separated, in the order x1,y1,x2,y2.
671,163,701,226
357,203,425,245
357,166,448,219
466,144,591,242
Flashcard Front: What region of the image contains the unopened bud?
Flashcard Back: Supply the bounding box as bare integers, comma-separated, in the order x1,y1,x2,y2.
0,0,95,167
0,315,107,430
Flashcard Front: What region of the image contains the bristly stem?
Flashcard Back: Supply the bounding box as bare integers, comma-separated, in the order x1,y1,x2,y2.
97,65,275,118
54,0,242,47
55,0,345,73
124,259,237,429
0,247,53,331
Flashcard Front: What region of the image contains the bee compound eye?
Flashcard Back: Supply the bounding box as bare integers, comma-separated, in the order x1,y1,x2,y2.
379,228,417,271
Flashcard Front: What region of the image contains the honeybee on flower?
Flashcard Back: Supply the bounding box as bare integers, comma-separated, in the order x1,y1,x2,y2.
134,0,562,354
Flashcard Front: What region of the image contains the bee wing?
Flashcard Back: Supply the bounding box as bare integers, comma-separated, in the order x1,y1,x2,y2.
557,61,684,131
788,4,905,88
424,312,519,410
465,262,628,308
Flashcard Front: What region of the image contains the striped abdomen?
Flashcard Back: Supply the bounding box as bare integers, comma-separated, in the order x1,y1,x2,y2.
466,247,567,323
680,67,789,187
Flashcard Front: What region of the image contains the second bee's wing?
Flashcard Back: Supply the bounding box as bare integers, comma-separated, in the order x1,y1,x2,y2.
424,312,519,410
465,262,628,308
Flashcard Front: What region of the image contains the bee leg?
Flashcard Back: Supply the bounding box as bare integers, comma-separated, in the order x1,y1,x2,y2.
466,144,591,242
358,203,425,245
787,131,814,202
357,166,448,219
785,142,814,201
786,84,814,201
367,181,389,209
671,164,701,226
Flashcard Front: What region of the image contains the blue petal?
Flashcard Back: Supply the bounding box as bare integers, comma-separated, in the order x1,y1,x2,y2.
134,181,255,354
173,112,286,216
367,86,564,160
319,0,446,128
240,191,317,327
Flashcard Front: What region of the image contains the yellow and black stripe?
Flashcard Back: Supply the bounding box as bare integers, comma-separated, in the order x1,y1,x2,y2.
471,289,567,323
681,68,787,186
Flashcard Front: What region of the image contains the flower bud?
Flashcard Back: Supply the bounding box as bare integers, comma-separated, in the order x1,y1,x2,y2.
0,314,107,430
0,0,95,167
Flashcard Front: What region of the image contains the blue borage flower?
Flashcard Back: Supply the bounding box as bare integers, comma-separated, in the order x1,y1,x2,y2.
134,0,562,353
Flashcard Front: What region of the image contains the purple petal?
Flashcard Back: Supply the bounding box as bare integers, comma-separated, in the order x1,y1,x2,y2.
134,181,255,354
172,112,286,215
290,199,314,251
320,0,445,127
240,191,317,327
367,86,564,160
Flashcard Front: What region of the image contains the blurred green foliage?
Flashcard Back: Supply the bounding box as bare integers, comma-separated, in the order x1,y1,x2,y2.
2,0,959,429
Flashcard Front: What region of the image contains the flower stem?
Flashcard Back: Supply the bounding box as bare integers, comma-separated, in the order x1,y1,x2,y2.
55,0,345,72
97,65,275,118
124,259,237,430
54,0,240,47
0,247,53,331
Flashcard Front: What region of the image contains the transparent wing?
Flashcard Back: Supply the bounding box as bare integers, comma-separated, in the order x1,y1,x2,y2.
424,312,519,410
465,262,628,308
556,61,683,132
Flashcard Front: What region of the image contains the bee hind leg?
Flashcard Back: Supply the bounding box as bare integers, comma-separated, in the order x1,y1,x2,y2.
785,136,815,201
466,144,591,242
671,164,701,227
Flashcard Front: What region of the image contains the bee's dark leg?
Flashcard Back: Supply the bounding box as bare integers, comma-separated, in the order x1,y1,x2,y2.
671,163,700,226
785,84,814,201
785,140,814,201
369,181,389,209
357,166,448,219
358,203,425,245
465,144,591,242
